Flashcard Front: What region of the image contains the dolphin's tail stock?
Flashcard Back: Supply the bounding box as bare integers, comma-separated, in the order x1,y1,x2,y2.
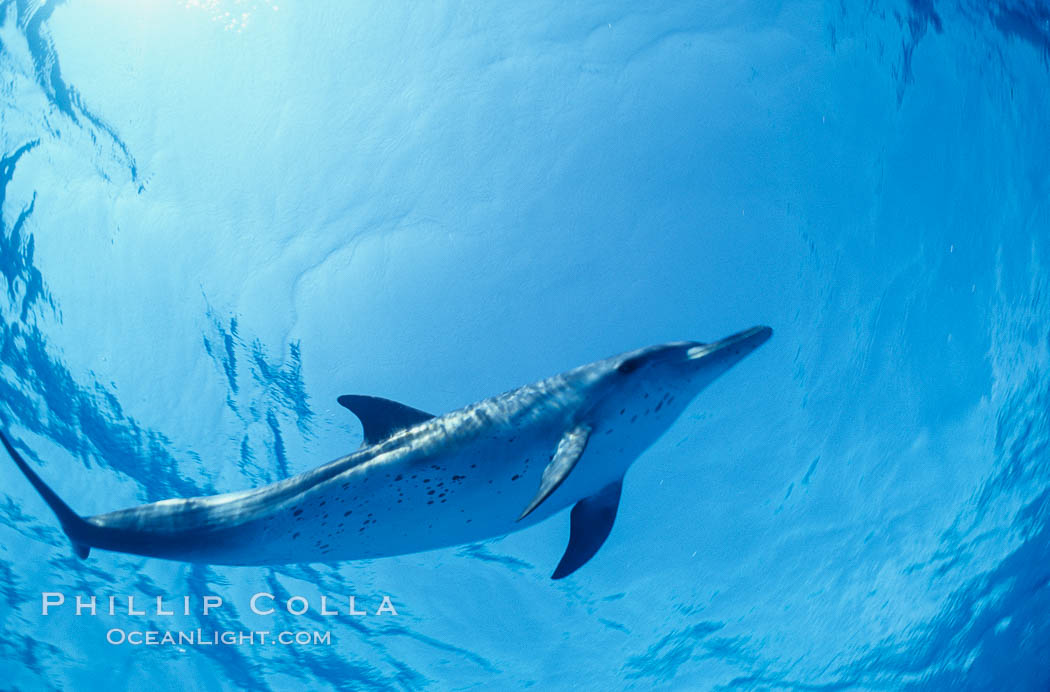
1,431,93,558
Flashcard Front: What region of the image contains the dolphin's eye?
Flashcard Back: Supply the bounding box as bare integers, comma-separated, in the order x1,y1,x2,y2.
617,356,644,375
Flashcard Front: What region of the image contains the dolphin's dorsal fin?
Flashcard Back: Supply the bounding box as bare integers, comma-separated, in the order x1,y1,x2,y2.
552,479,623,579
517,424,591,521
337,395,435,446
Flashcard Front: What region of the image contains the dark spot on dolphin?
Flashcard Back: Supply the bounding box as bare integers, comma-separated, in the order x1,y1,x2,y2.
292,508,302,516
512,474,520,481
466,519,472,523
631,415,638,423
470,464,476,469
644,392,649,399
645,409,650,415
344,510,352,517
605,429,613,435
428,490,435,495
453,475,466,481
620,408,625,415
395,474,403,481
441,499,447,503
655,402,663,412
423,479,430,483
292,532,300,539
320,501,326,507
427,500,434,505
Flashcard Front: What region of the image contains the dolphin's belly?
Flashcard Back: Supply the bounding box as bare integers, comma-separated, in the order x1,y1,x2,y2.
196,430,584,565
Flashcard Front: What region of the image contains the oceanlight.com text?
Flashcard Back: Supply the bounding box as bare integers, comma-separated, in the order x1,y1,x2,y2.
105,628,332,646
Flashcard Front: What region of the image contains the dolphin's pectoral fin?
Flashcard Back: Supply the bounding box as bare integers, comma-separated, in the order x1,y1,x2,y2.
552,479,622,579
517,424,591,521
337,395,435,446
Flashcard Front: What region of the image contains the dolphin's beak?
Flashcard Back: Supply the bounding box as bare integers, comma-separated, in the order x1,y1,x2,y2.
687,325,773,363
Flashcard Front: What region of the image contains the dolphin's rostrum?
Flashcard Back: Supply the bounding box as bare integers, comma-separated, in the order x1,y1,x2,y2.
3,326,772,579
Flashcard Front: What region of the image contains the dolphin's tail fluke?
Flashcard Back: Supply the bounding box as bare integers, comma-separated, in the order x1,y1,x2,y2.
1,431,92,558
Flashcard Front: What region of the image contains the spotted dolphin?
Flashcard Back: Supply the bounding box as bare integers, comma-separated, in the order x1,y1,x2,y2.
3,326,771,579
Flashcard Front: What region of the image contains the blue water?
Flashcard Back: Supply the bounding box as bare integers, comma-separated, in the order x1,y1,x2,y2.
1,0,1049,689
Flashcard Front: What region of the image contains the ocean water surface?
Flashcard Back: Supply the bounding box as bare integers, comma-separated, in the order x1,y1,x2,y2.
1,0,1049,689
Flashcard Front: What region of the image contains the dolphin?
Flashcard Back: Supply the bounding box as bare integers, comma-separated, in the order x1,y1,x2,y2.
2,326,771,579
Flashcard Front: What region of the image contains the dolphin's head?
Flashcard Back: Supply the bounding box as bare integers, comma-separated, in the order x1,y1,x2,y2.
605,325,772,394
572,326,773,453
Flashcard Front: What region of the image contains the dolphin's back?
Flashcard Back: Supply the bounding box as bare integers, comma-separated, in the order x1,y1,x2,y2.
17,390,564,564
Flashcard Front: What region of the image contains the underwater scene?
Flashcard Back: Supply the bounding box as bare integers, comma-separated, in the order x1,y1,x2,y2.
1,0,1049,689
